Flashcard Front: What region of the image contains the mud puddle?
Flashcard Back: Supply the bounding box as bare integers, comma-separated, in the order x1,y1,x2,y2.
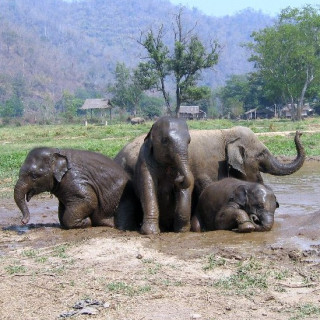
1,161,320,260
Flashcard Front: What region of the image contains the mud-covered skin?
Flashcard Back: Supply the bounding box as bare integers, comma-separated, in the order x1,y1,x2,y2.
14,147,141,230
117,116,194,235
192,177,279,232
115,127,305,210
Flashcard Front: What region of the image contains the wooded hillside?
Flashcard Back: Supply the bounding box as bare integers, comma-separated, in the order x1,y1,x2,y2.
0,0,273,109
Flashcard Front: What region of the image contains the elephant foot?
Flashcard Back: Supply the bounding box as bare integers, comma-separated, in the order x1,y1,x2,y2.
238,221,255,233
174,222,191,233
140,220,160,235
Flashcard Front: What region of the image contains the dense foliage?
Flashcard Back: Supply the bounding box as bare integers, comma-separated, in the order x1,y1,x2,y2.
247,6,320,120
0,0,273,122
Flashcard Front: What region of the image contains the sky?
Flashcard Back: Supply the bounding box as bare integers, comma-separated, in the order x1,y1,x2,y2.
168,0,320,17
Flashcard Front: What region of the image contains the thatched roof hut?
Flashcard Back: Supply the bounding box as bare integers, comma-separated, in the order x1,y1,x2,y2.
80,98,113,122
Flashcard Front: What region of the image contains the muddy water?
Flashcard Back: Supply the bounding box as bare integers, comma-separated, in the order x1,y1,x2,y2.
1,162,320,259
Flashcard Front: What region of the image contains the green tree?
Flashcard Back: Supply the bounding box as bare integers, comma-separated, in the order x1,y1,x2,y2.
0,94,24,118
108,62,143,116
247,5,320,120
136,8,220,117
58,91,83,122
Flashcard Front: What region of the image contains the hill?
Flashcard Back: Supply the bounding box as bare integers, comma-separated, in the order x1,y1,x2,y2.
0,0,273,113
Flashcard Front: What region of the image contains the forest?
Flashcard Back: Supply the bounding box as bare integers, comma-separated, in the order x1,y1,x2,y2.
0,0,274,122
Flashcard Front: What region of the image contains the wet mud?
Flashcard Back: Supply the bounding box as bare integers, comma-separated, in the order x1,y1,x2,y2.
1,161,320,261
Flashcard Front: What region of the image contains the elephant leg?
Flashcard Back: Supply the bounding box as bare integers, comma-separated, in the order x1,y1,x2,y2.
58,201,92,229
216,206,255,233
139,168,161,235
191,213,202,232
91,215,115,228
174,187,193,232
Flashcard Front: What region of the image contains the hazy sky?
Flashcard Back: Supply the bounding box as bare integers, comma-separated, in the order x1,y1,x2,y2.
169,0,320,17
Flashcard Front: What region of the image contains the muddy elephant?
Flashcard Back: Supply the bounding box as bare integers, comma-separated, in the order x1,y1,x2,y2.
191,177,279,233
115,126,305,208
188,127,304,198
14,147,141,230
115,116,194,234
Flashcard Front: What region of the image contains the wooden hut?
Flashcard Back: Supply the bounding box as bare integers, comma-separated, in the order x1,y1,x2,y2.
80,98,113,124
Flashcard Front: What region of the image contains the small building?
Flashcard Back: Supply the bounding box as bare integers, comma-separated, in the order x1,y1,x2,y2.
281,103,314,119
179,106,206,120
80,98,113,123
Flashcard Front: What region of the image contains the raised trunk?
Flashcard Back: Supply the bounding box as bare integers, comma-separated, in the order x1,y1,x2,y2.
14,179,31,224
261,131,305,176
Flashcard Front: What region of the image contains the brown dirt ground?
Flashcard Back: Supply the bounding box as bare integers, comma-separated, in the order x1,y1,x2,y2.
1,126,320,319
1,192,320,320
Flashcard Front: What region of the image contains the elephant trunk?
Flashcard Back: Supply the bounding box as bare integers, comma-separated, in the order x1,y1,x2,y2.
14,178,31,225
251,211,274,231
173,154,193,190
261,131,305,176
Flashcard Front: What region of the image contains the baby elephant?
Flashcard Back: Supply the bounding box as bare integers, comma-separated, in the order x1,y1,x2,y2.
192,178,279,233
14,147,141,230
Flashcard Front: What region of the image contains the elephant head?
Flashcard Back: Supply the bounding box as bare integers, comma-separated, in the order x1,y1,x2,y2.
226,128,305,183
232,182,279,231
14,147,69,224
143,116,193,189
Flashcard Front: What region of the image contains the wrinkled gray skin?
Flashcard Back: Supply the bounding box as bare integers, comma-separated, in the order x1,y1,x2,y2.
115,126,305,210
115,116,194,234
188,127,304,201
14,147,141,230
191,177,279,232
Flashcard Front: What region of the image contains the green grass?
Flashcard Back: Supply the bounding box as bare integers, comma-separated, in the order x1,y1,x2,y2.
1,118,320,198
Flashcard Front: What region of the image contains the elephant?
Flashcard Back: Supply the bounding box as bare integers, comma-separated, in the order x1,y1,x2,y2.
115,116,194,234
130,117,145,125
114,126,305,209
14,147,141,230
191,177,279,232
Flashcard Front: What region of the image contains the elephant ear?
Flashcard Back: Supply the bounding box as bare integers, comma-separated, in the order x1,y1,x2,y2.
51,153,69,182
232,185,248,208
226,139,246,176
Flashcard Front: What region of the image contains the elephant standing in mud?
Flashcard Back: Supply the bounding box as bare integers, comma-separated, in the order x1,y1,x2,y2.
191,178,279,233
14,147,141,230
115,116,194,234
115,126,305,208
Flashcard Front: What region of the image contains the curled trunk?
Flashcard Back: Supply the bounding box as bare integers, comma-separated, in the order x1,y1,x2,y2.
251,212,274,232
14,178,31,224
261,131,305,176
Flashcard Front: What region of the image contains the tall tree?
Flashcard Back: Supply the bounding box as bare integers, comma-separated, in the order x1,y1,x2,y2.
247,5,320,120
136,8,220,117
108,62,143,116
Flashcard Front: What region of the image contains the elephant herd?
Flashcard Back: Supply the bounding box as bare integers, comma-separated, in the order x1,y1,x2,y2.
14,116,306,235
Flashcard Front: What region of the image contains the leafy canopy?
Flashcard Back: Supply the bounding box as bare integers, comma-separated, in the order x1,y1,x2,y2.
136,8,220,116
247,5,320,120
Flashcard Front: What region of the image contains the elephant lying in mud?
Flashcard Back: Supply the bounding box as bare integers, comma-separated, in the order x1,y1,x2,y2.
115,126,305,207
115,116,194,234
14,147,141,230
191,178,279,232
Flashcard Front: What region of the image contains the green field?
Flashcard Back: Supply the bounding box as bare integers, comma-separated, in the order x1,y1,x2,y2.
1,118,320,198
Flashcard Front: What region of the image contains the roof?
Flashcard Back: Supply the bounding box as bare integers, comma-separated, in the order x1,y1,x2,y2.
179,106,200,114
80,99,112,110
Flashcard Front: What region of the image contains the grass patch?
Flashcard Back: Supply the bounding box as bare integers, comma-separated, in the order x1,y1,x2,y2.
203,254,226,271
106,281,151,296
213,257,268,295
1,118,320,198
289,303,320,320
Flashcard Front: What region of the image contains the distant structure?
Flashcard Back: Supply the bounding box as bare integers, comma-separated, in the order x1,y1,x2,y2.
80,98,113,124
179,106,206,120
281,103,314,119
